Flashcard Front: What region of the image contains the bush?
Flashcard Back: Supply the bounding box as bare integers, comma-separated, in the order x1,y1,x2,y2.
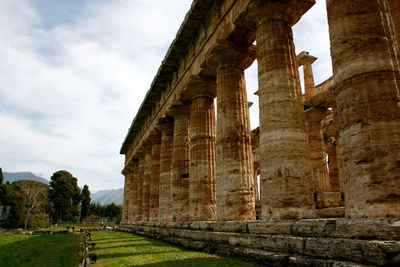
27,213,48,229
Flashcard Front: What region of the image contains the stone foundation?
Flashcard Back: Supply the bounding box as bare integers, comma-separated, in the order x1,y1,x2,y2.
119,219,400,266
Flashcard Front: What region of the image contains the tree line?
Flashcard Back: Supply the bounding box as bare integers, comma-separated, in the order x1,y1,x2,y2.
0,169,121,229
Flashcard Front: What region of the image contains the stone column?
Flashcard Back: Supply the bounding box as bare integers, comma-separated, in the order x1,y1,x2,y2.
390,0,400,42
182,77,217,221
305,107,330,193
168,104,190,222
297,51,318,100
207,40,256,221
322,116,341,193
248,0,317,220
331,106,344,194
142,143,152,221
149,130,161,221
388,0,400,85
156,117,174,222
121,169,129,223
126,164,135,223
130,160,139,221
136,152,145,221
327,0,400,218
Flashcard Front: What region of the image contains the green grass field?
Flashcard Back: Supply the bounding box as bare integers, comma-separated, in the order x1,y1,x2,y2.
0,233,83,267
0,230,263,267
88,231,262,267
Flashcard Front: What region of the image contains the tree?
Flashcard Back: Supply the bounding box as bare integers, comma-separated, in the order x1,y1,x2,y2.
49,170,81,222
1,180,49,229
81,185,91,219
105,203,122,222
0,168,3,184
13,180,49,229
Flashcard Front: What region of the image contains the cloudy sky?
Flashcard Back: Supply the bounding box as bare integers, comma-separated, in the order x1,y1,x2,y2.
0,0,332,192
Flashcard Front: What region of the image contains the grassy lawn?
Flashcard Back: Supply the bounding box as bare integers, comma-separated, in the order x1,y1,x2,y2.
0,233,83,267
88,231,263,267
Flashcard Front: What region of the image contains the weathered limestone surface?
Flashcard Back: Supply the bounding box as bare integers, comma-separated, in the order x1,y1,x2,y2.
322,114,341,193
327,0,400,218
149,132,161,222
168,105,190,222
390,0,400,43
142,144,152,221
305,107,330,193
121,170,129,223
136,152,144,221
297,51,317,100
207,40,256,221
331,106,345,194
120,218,400,266
249,0,316,220
250,127,260,204
129,160,139,222
183,77,217,221
156,118,174,222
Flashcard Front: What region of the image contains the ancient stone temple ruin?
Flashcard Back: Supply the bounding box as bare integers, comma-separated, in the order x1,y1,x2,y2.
119,0,400,265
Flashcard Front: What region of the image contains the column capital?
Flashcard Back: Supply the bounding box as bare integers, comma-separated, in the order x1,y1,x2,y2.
246,0,315,27
182,76,216,100
148,129,161,145
297,51,317,66
167,103,191,119
135,148,145,159
305,107,330,122
143,141,152,152
156,116,174,135
206,39,256,71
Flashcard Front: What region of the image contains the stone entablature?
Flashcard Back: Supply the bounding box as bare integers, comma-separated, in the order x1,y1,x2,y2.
120,0,400,226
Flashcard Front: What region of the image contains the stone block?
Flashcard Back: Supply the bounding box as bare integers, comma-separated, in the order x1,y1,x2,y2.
334,219,400,240
292,219,338,237
316,192,343,208
248,221,294,235
317,207,345,218
214,221,249,233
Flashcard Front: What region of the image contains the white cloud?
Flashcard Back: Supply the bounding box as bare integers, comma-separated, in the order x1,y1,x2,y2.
0,0,331,191
0,0,192,191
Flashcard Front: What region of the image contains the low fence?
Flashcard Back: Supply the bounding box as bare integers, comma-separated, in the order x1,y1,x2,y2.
82,231,91,267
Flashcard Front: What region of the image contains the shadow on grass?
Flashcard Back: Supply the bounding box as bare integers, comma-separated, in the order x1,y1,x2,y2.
133,257,261,267
94,239,146,245
94,250,181,259
92,243,150,250
0,233,82,267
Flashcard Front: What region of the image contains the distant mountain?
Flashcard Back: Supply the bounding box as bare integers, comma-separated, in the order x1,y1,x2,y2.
3,171,49,184
91,188,123,205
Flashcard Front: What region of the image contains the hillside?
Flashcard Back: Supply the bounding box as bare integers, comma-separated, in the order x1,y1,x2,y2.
91,188,123,205
3,171,49,184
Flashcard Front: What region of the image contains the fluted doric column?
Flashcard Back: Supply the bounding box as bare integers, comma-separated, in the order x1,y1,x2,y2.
322,113,341,193
182,77,217,221
130,159,139,222
141,143,152,221
207,40,256,221
390,0,400,43
168,104,190,221
121,169,130,223
149,130,161,221
297,51,318,100
248,0,317,220
331,106,344,194
305,107,330,193
327,0,400,218
156,117,174,222
136,151,145,221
